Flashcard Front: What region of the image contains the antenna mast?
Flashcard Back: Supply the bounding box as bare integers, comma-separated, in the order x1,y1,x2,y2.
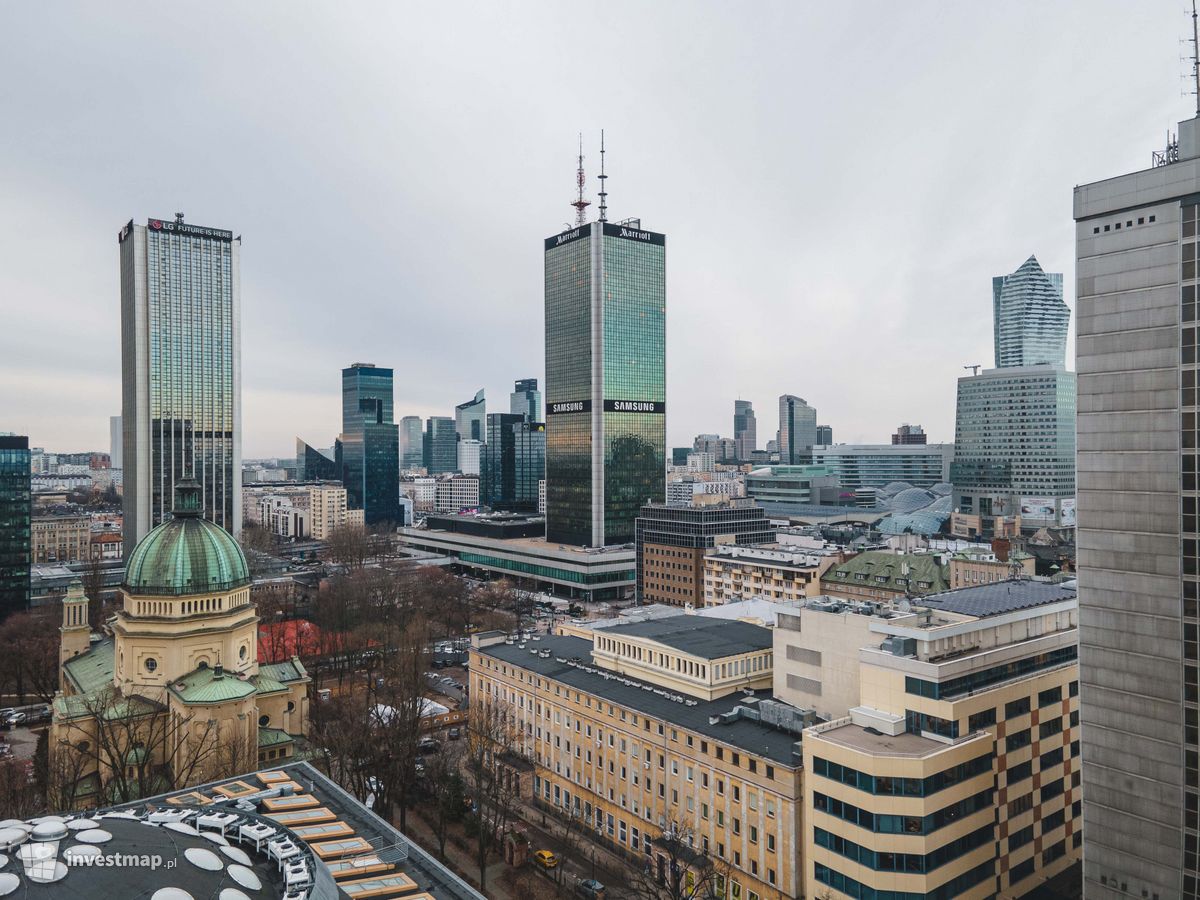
570,133,590,227
1193,0,1199,115
598,129,608,223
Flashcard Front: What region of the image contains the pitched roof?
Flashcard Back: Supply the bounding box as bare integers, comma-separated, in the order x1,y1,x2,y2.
62,637,115,693
167,667,257,704
920,579,1076,618
822,551,949,595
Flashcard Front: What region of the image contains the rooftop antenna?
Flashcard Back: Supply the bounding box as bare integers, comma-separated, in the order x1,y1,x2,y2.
1193,0,1200,115
598,130,608,223
570,133,590,227
963,364,981,376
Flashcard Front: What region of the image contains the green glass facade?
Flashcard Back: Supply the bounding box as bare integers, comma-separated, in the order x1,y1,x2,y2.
339,363,399,524
545,223,666,547
0,435,31,620
484,413,544,511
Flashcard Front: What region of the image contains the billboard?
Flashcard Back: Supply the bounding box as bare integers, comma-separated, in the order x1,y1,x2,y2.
1060,498,1076,527
1020,497,1056,521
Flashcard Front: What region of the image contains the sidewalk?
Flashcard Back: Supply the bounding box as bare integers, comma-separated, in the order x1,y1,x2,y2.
399,808,519,900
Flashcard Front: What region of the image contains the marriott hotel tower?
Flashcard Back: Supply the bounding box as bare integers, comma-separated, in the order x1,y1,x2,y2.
544,221,666,547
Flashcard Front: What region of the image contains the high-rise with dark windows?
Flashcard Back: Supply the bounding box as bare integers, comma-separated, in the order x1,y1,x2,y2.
295,438,338,482
120,214,241,560
545,220,666,546
0,434,31,620
483,413,545,511
400,416,423,471
733,400,756,461
423,416,457,475
455,389,486,442
778,395,816,465
510,378,541,422
339,363,399,524
1074,111,1200,900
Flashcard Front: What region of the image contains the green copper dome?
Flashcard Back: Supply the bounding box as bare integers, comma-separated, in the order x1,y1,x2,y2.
123,478,250,596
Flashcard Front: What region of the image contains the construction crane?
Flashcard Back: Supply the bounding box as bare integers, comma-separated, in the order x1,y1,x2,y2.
963,364,982,376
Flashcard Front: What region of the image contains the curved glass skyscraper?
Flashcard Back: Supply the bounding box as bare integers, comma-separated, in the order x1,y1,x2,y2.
993,255,1068,368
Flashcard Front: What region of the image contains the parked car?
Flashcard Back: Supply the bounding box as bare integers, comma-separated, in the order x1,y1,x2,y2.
418,737,440,753
447,727,461,740
575,879,606,900
533,850,559,870
5,713,26,727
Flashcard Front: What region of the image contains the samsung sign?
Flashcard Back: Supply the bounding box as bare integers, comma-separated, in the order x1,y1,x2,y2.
547,400,592,415
604,400,665,413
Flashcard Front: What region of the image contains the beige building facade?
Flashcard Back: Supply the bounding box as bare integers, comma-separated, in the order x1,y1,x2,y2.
32,514,91,563
704,544,837,606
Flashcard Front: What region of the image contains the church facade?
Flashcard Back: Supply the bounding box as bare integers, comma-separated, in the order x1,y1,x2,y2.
51,479,309,805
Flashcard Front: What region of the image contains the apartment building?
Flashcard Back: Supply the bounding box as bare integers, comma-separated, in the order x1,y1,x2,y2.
948,546,1035,590
704,544,838,606
470,617,807,900
820,550,950,602
31,514,91,564
308,483,349,541
798,579,1080,899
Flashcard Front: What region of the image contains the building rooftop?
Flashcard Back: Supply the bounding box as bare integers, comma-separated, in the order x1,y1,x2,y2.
810,722,988,759
919,578,1076,618
603,616,773,659
477,634,802,764
822,550,950,595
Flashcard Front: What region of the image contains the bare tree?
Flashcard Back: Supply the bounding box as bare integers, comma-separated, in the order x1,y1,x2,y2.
609,815,727,900
0,607,60,703
239,524,278,579
81,557,108,629
421,738,466,860
0,757,41,820
462,694,524,894
325,524,370,571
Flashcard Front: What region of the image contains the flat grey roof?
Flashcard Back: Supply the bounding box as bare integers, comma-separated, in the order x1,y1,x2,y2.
478,634,801,765
602,616,773,658
920,579,1076,618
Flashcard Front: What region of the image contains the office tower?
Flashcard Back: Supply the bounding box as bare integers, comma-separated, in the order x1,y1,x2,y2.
1073,112,1200,899
109,415,122,469
510,378,541,422
993,254,1068,368
119,214,241,559
635,500,774,606
545,219,666,546
400,416,424,471
815,424,833,445
455,388,486,442
949,366,1075,537
892,423,927,444
670,447,690,467
778,395,817,464
733,400,756,461
295,438,338,482
457,439,482,476
423,416,457,475
483,413,545,511
0,435,31,620
813,443,954,490
339,363,399,524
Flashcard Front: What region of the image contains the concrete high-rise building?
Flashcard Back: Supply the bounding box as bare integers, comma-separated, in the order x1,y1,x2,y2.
455,388,486,442
892,423,927,444
119,215,241,559
993,255,1068,368
545,220,666,546
1072,112,1200,899
483,413,545,511
733,400,756,461
949,365,1075,537
510,378,541,422
399,416,424,471
109,415,122,470
0,435,31,620
778,395,817,464
457,438,482,476
339,363,399,524
423,416,457,475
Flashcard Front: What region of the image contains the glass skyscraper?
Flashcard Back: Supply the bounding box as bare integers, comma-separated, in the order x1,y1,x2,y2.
484,413,545,511
423,416,457,475
0,435,31,620
778,395,816,464
510,378,541,422
455,389,486,442
399,415,424,471
120,215,241,560
295,438,338,482
545,221,666,547
733,400,756,461
339,363,399,524
993,255,1068,368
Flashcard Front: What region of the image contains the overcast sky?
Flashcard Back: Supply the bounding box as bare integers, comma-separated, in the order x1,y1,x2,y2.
0,2,1187,458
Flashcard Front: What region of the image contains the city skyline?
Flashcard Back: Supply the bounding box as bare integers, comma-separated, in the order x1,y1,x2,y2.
1,2,1178,458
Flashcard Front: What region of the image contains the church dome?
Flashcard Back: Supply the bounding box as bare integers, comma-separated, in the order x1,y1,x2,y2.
123,478,250,596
